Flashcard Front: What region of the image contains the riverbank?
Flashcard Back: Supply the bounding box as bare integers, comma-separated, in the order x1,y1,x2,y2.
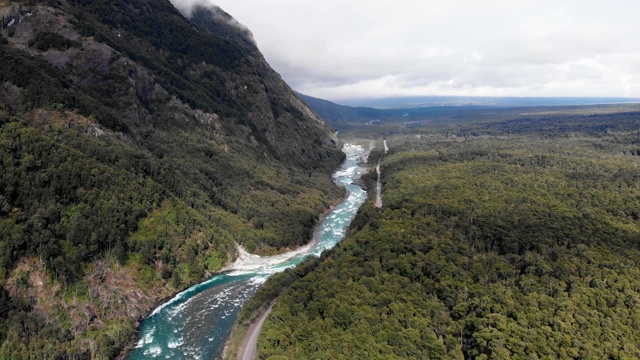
220,193,348,360
237,301,275,360
222,143,372,359
126,144,369,359
119,197,346,360
116,179,349,359
375,161,383,208
116,254,237,360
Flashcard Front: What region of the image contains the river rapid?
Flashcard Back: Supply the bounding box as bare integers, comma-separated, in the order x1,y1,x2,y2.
128,144,369,360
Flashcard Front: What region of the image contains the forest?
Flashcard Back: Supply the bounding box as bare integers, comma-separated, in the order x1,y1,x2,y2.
3,0,640,358
245,107,640,359
0,68,341,359
0,0,343,358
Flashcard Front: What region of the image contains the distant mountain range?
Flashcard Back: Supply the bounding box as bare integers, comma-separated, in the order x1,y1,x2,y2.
295,92,386,130
297,93,640,131
336,95,640,109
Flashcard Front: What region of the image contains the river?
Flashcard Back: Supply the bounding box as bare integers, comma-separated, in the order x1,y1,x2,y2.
128,143,369,360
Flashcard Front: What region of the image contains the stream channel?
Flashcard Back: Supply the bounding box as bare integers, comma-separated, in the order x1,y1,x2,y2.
128,143,369,359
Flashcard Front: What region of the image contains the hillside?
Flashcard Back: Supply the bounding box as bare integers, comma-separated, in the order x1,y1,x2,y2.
247,109,640,358
0,0,343,358
296,92,385,130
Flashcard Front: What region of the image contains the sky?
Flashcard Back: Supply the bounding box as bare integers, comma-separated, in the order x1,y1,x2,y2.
170,0,640,102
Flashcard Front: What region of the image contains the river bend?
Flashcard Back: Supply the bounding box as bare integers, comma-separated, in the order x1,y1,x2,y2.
128,144,368,359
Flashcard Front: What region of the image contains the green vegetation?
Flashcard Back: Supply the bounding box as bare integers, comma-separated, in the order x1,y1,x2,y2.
252,109,640,359
7,0,639,358
0,110,342,359
0,121,161,281
28,31,80,51
68,0,245,116
0,0,342,358
0,44,128,130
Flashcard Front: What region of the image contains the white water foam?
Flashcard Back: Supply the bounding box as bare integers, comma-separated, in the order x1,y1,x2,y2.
135,326,156,348
226,245,311,275
149,288,191,318
219,144,368,276
143,345,162,357
167,337,184,349
134,144,369,360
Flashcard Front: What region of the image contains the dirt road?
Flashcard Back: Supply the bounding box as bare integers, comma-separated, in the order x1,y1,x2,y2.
375,162,382,208
237,302,274,360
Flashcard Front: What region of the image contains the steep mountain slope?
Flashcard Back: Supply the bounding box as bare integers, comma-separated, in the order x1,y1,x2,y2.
0,1,342,358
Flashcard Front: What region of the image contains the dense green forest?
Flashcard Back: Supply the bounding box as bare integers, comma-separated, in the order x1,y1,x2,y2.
247,109,640,359
0,0,343,358
4,0,640,359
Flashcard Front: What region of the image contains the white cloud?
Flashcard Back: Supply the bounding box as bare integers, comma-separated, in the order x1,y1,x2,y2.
168,0,204,15
171,0,640,101
168,0,255,42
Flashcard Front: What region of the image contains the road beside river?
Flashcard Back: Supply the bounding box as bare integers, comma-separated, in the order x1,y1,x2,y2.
128,144,369,360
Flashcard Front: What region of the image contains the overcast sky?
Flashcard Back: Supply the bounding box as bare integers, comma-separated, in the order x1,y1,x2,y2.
172,0,640,102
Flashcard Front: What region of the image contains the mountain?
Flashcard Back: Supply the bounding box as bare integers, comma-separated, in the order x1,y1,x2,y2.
299,93,640,133
296,92,385,130
338,95,640,108
0,1,343,358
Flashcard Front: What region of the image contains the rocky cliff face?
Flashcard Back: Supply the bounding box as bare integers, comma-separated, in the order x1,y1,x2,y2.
0,1,342,358
188,4,340,154
2,0,340,168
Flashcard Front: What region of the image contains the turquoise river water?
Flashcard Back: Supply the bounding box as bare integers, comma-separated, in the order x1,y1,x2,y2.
128,144,369,359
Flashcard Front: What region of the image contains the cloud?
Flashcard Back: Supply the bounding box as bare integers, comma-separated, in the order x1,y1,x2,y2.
172,0,640,101
167,0,204,16
168,0,255,43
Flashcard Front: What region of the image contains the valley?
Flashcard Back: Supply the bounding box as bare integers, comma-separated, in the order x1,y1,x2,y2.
248,105,640,359
128,143,368,359
1,0,639,359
